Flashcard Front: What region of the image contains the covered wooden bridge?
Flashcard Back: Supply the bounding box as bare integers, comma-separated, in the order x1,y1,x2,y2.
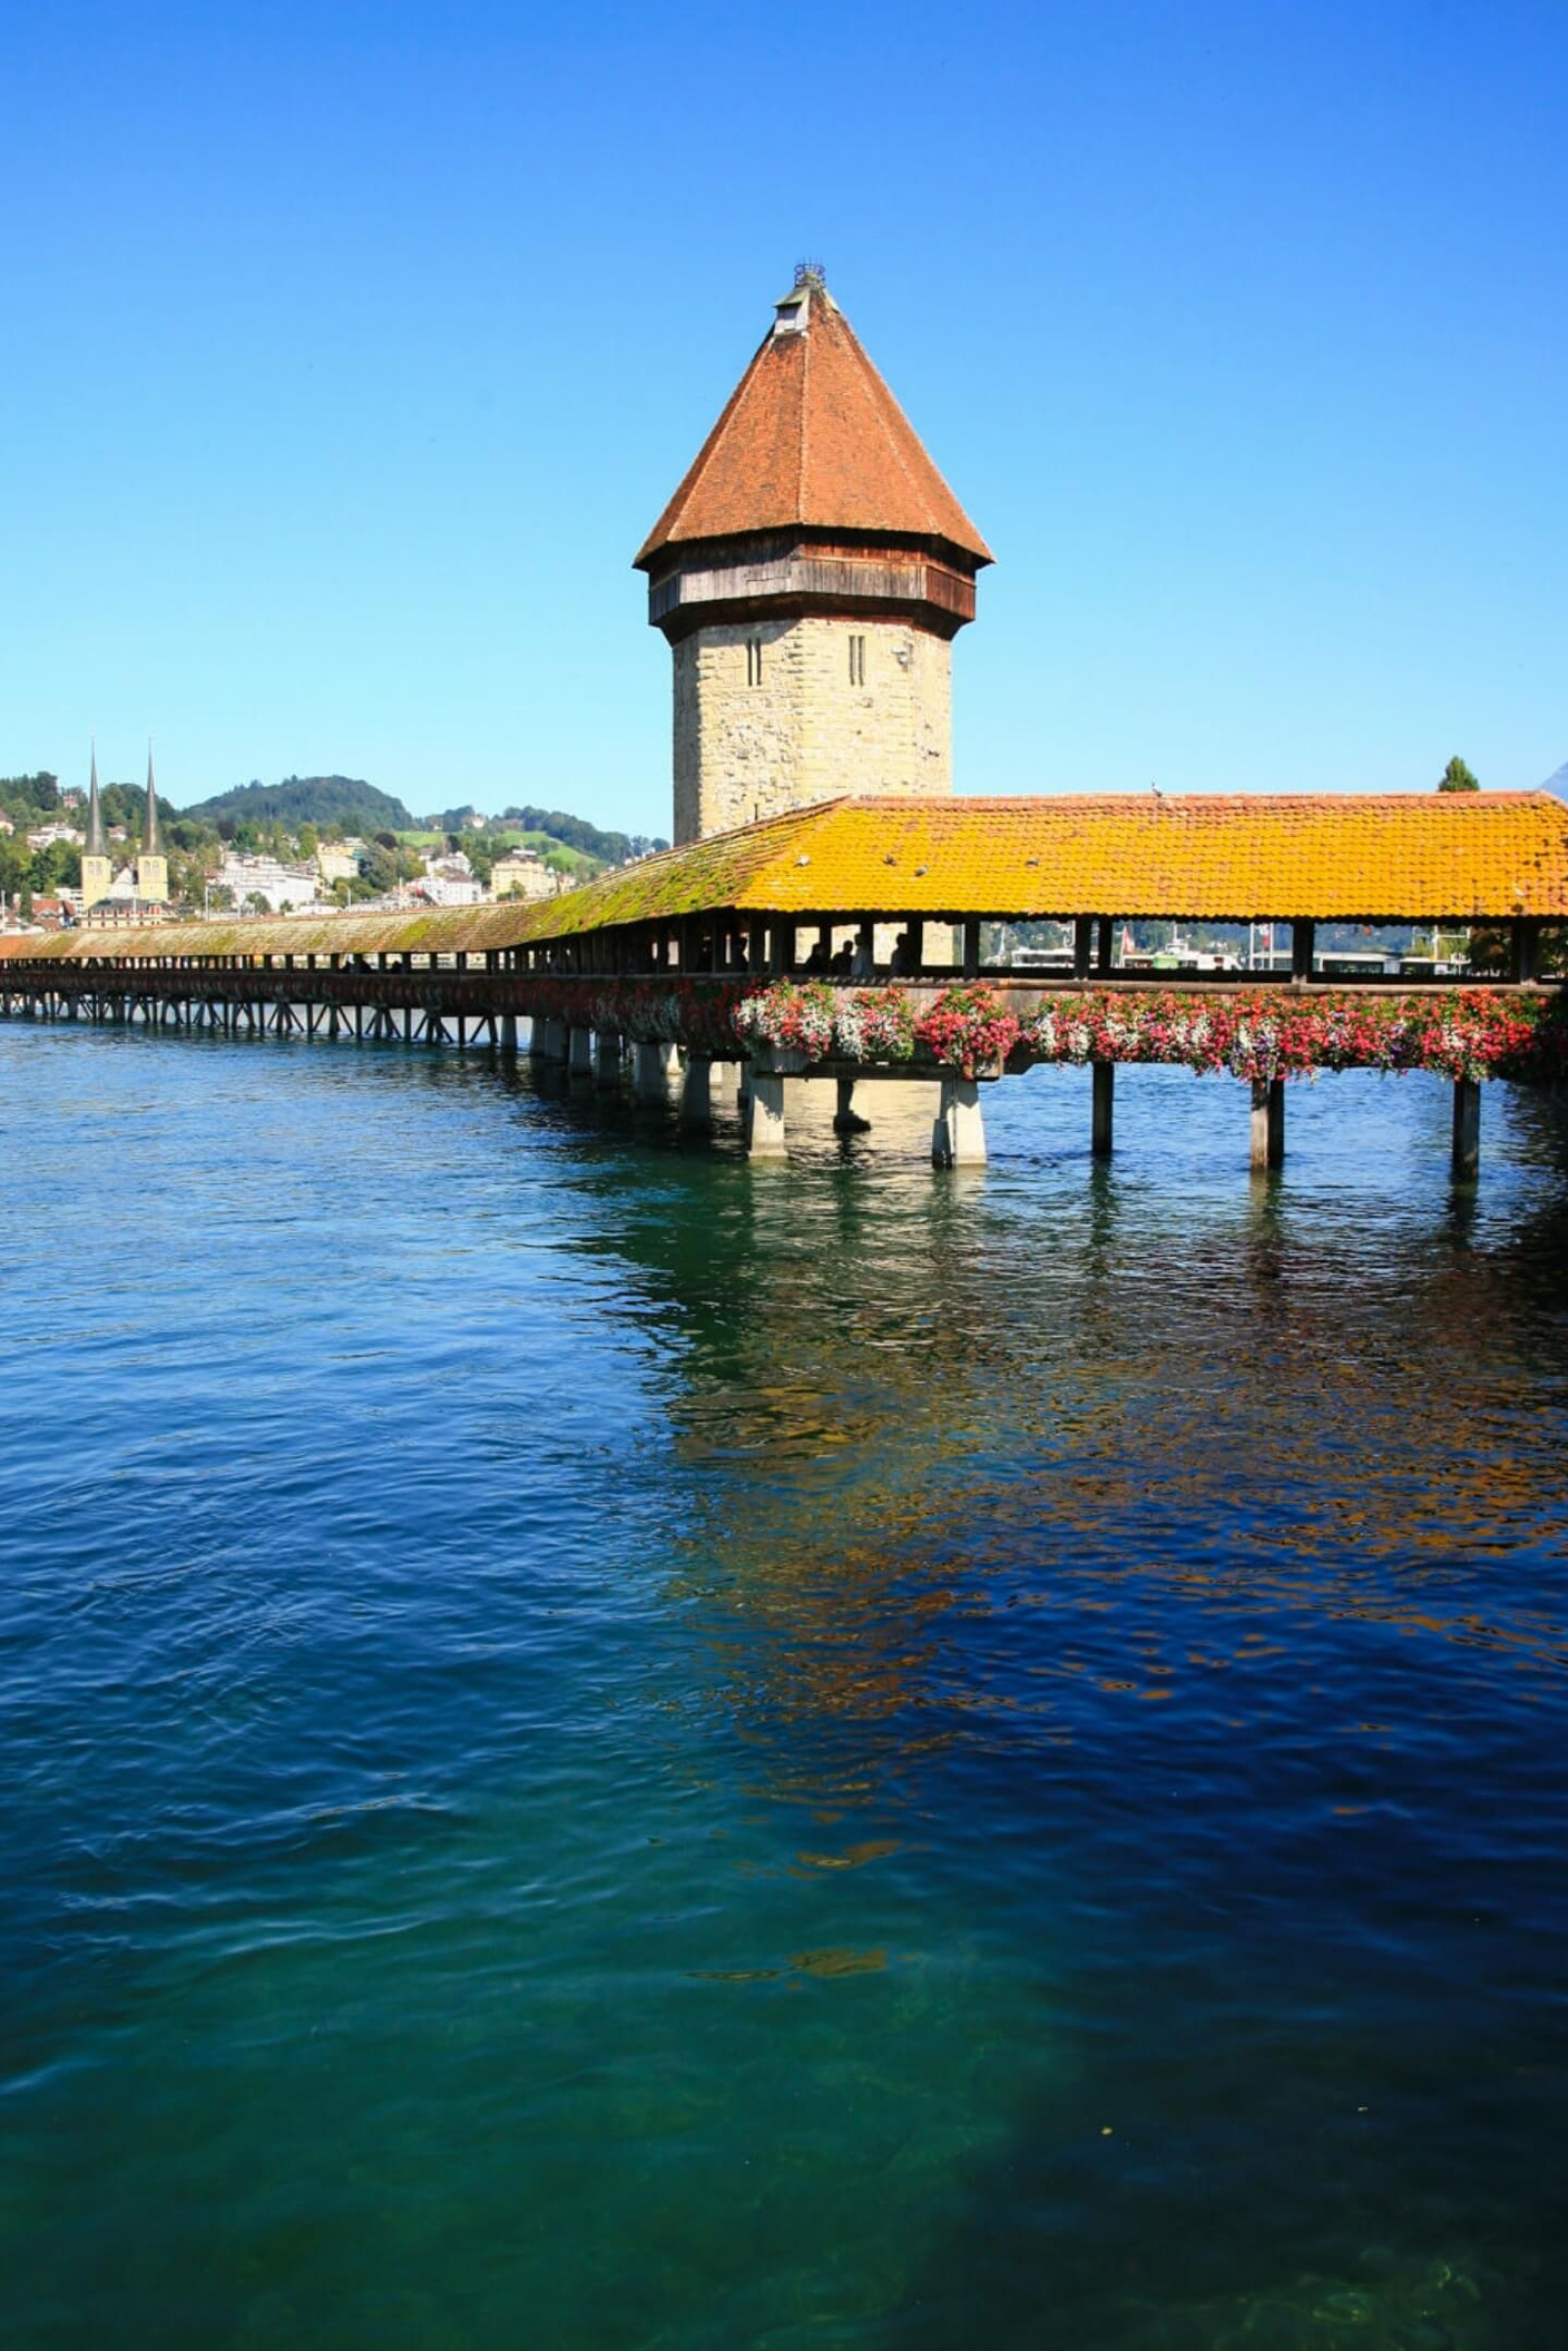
2,791,1565,1176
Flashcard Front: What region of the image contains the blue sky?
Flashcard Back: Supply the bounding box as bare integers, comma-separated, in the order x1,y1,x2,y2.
3,0,1563,829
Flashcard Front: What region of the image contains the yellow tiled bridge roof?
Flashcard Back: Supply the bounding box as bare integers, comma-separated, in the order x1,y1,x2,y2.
540,793,1568,930
4,792,1565,967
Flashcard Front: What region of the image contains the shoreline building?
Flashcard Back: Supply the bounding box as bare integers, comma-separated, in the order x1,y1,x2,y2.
635,268,991,845
212,850,323,914
491,848,558,902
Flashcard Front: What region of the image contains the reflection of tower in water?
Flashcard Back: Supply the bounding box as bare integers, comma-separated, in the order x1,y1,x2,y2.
568,1092,1568,1800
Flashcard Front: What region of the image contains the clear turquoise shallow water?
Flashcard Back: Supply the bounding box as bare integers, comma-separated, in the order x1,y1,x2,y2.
3,1024,1567,2350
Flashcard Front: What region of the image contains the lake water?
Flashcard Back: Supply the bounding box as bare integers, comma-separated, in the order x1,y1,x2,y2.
3,1021,1566,2350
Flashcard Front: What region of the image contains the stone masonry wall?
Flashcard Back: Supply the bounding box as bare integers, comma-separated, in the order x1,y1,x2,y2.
672,615,953,843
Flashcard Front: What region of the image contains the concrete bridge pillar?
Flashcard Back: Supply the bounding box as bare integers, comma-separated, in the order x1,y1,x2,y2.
567,1027,594,1078
500,1013,518,1055
1250,1078,1285,1170
594,1031,623,1088
745,1073,787,1158
634,1040,678,1102
933,1076,987,1167
680,1054,713,1131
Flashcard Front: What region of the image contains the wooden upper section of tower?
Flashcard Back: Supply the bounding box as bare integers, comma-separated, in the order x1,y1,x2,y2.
635,271,991,643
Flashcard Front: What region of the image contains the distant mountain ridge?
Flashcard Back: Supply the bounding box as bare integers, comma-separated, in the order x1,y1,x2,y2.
1540,761,1568,800
177,775,416,832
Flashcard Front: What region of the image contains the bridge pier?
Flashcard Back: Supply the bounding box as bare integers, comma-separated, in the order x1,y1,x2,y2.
633,1040,678,1102
594,1031,623,1089
1250,1078,1285,1170
833,1076,871,1133
745,1073,787,1157
933,1076,987,1167
1452,1076,1481,1178
567,1027,594,1078
680,1053,713,1131
1092,1060,1114,1157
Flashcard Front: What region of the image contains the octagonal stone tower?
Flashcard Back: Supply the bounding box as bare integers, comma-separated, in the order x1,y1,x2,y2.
635,269,992,844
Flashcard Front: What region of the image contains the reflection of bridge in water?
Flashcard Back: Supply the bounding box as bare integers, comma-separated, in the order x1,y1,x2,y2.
3,792,1565,1182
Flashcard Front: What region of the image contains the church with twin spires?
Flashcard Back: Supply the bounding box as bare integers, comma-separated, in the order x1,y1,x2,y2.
635,268,991,846
80,746,168,917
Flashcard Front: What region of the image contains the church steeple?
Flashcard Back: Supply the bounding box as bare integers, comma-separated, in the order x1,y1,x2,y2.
79,742,113,915
136,741,168,908
85,743,106,857
143,744,162,857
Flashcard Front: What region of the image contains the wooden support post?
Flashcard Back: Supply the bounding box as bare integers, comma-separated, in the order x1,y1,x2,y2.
1073,915,1094,980
1092,1060,1114,1157
594,1031,623,1089
834,1075,871,1133
1291,921,1316,987
500,1012,518,1055
1096,916,1114,976
1250,1078,1285,1169
962,917,982,978
1510,920,1541,985
568,1026,594,1077
1452,1077,1481,1179
933,1076,987,1168
745,1072,787,1158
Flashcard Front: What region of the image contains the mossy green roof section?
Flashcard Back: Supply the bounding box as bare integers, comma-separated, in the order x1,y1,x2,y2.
0,804,833,965
514,803,832,933
4,791,1567,969
0,899,554,965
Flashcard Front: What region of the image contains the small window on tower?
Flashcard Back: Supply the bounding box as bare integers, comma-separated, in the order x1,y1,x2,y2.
747,638,763,687
849,635,866,687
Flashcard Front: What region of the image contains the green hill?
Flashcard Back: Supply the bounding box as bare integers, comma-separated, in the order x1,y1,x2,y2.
493,806,667,863
178,775,416,833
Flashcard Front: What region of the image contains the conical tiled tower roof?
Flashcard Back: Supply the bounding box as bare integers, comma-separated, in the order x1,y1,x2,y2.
85,744,106,857
144,745,162,855
635,275,991,570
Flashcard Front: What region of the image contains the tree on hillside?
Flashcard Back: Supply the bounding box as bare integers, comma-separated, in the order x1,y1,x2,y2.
0,772,61,820
1438,756,1480,793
